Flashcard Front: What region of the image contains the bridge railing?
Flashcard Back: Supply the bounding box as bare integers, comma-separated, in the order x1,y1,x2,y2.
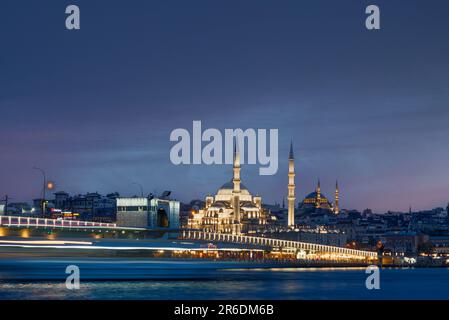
0,215,116,229
180,230,378,259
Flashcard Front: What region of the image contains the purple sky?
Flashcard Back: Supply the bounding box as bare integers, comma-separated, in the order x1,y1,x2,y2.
0,0,449,212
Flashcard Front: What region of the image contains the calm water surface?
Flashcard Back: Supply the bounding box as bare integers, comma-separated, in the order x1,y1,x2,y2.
0,259,448,299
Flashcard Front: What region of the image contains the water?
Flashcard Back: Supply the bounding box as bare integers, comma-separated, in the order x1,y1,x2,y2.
0,258,448,299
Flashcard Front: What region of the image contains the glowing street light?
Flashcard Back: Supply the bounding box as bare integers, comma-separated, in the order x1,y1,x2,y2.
46,181,55,190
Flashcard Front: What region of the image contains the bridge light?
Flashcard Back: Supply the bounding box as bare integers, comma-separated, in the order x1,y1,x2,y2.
20,229,30,238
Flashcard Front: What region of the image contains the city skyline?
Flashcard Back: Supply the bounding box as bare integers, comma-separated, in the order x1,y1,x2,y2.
3,148,449,214
1,0,449,212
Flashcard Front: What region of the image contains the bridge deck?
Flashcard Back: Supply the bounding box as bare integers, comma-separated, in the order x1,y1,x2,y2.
0,216,378,260
180,230,378,259
0,215,145,231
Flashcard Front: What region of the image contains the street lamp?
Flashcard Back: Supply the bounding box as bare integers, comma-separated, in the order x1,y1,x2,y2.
33,166,46,215
132,182,144,197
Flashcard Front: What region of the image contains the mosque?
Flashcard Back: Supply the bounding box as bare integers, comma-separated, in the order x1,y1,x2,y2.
187,144,269,234
298,180,340,215
188,142,340,234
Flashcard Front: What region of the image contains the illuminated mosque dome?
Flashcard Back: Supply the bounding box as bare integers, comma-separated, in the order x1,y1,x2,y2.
298,180,338,214
302,191,333,210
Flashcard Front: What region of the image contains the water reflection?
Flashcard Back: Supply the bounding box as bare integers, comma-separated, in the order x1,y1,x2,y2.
0,259,449,300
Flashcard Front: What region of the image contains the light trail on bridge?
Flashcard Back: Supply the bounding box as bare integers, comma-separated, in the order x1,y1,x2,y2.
0,240,92,245
0,215,145,231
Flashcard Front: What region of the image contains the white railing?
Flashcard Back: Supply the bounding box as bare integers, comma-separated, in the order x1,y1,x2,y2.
0,215,116,229
181,230,378,258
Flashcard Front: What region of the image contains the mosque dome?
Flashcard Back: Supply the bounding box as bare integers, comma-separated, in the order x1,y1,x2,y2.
302,191,333,209
216,180,251,196
220,180,248,190
304,192,328,201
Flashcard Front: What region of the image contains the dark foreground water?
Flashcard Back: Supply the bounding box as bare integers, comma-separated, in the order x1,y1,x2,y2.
0,258,448,299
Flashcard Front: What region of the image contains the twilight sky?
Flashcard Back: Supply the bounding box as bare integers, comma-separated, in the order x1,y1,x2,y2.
0,0,448,212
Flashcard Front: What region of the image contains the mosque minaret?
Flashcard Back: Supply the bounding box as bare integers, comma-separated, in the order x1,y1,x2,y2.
232,142,242,234
334,180,340,215
316,179,321,209
287,142,296,228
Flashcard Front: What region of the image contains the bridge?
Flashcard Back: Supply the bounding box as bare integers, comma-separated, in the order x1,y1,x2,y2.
0,215,145,231
0,215,378,262
180,230,378,261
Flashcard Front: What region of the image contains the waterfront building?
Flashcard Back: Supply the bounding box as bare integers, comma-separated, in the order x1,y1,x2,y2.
33,199,45,213
335,219,358,242
410,208,449,233
430,235,449,256
116,197,180,229
54,191,69,209
49,191,118,222
180,199,205,227
263,203,287,226
380,231,429,255
2,202,32,215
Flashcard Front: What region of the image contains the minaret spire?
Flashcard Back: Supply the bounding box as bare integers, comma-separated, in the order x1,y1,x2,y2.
289,140,294,160
316,179,321,209
334,180,339,215
287,141,296,228
233,139,240,169
232,138,241,191
232,138,241,234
